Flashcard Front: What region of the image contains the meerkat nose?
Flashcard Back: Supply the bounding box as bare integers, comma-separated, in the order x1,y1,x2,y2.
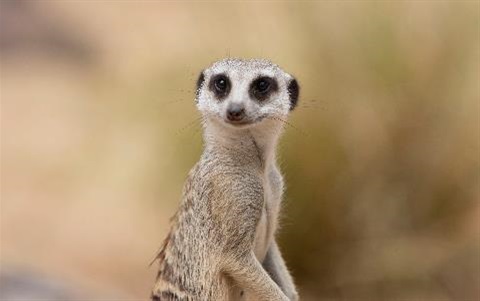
226,103,245,122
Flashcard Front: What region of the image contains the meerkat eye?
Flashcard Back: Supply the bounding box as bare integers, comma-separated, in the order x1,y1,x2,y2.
215,77,228,91
255,79,270,93
249,76,278,102
209,74,231,99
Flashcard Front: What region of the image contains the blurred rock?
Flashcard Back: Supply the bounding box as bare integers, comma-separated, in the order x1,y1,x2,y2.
0,0,94,64
0,267,80,300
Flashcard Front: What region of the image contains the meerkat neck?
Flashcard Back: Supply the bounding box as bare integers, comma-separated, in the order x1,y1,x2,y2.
203,119,284,169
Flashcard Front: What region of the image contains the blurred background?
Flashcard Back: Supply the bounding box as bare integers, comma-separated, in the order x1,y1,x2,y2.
1,1,479,300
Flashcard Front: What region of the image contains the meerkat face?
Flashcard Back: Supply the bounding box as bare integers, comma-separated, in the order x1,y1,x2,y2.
195,59,299,129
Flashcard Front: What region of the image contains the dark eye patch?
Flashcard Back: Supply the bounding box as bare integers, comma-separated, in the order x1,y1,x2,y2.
249,76,278,102
287,78,299,110
208,73,231,100
195,71,205,102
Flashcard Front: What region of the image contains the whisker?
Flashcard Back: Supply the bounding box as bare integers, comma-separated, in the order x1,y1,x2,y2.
164,98,190,105
175,116,203,136
297,105,328,111
267,116,310,137
298,104,320,109
297,99,330,111
191,116,206,138
192,124,203,139
166,89,194,93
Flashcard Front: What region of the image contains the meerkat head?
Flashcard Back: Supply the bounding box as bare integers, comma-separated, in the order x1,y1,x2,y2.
195,58,299,130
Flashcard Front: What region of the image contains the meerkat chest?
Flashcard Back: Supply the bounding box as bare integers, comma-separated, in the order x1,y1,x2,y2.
253,167,284,261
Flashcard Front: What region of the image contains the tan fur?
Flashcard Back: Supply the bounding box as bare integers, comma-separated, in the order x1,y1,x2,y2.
151,59,299,301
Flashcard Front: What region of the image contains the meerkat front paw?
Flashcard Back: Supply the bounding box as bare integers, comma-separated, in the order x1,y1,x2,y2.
287,291,299,301
283,287,299,301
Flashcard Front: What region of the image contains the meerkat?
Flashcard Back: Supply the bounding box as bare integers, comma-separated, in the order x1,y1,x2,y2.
151,58,300,301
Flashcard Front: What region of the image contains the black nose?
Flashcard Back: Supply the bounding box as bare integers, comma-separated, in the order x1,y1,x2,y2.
227,104,245,121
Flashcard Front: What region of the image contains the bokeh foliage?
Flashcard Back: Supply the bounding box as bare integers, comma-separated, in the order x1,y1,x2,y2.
1,1,478,300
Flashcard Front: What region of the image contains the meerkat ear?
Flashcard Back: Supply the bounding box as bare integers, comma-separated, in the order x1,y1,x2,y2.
287,78,299,110
195,71,205,102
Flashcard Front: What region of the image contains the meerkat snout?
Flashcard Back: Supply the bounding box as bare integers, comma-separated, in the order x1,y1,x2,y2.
226,103,246,122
